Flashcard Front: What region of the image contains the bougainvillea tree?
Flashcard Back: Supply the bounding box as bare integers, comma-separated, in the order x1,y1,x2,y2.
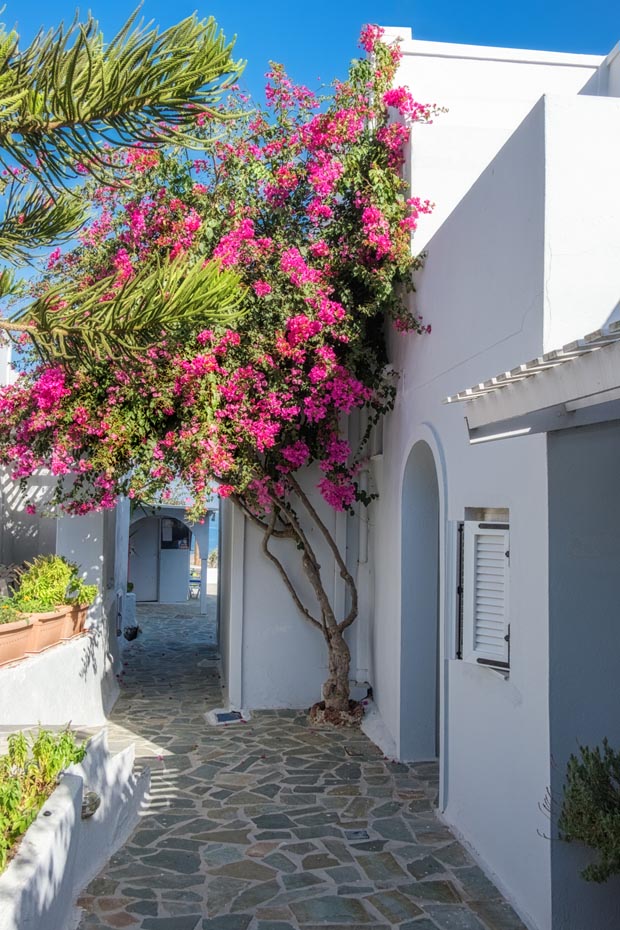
0,26,435,717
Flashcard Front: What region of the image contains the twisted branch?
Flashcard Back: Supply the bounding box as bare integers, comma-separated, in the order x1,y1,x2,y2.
261,510,322,632
288,475,358,630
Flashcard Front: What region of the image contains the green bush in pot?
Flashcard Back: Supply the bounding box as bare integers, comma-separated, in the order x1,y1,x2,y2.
0,727,87,871
12,556,97,613
0,556,99,656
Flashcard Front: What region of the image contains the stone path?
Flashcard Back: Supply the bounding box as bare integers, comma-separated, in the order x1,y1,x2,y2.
77,604,526,930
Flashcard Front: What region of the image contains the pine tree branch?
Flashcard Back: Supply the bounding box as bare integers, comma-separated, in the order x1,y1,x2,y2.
0,256,245,363
0,10,244,191
0,181,87,262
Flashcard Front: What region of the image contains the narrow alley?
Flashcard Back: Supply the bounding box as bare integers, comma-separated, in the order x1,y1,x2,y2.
77,604,526,930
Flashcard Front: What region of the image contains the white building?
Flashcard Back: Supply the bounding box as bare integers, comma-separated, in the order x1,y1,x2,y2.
1,26,619,930
218,30,620,930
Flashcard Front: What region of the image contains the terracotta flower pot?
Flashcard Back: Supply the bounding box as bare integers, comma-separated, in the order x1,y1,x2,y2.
62,605,89,639
29,608,70,653
0,617,33,666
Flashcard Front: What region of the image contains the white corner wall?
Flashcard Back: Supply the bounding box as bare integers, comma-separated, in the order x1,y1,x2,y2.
542,94,620,349
371,51,557,930
395,38,601,251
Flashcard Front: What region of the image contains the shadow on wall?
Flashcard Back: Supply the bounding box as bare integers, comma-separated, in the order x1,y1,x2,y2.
78,605,119,721
0,473,58,567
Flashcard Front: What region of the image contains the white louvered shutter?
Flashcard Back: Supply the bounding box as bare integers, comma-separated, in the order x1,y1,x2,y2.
462,522,510,666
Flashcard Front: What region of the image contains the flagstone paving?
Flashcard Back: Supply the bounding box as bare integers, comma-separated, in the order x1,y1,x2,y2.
77,604,527,930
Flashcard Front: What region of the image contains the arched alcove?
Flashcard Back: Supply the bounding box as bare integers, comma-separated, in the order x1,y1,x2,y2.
400,439,440,761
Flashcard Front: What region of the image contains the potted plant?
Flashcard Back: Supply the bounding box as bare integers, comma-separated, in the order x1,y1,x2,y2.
0,600,33,666
62,575,99,639
1,556,98,658
559,739,620,882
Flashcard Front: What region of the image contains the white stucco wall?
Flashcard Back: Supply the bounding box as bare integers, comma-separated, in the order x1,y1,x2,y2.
366,29,620,930
0,629,118,727
219,471,359,711
240,469,353,709
395,37,601,251
0,471,58,567
542,94,620,349
366,34,617,930
371,103,551,926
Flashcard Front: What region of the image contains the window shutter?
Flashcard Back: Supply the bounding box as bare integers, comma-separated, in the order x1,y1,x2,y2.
462,522,510,666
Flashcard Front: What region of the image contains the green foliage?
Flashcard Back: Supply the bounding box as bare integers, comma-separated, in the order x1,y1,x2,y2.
559,739,620,882
14,255,244,365
0,185,87,264
68,578,98,608
0,727,87,872
207,548,218,568
0,10,243,191
11,555,98,613
0,598,23,624
0,8,245,357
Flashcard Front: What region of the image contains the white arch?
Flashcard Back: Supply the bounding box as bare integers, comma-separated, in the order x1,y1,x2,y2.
397,423,449,808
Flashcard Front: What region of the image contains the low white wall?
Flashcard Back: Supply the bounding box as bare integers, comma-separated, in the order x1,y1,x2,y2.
0,621,118,727
0,774,81,930
68,730,150,903
0,729,149,930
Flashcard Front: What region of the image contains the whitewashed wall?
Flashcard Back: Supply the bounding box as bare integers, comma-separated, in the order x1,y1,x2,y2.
396,34,601,252
542,94,620,348
0,471,57,566
219,469,360,711
0,492,123,726
373,102,551,930
369,34,613,930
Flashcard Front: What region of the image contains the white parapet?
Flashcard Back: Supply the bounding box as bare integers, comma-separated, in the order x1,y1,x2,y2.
0,728,150,930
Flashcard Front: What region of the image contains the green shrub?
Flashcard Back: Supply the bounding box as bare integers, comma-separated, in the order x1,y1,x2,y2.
0,598,23,625
559,739,620,882
207,548,218,568
0,728,87,871
68,578,98,608
11,555,98,614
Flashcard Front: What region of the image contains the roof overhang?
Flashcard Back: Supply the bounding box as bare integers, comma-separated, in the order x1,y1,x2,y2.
445,323,620,443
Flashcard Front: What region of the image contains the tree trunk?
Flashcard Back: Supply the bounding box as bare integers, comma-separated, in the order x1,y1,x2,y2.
323,626,351,712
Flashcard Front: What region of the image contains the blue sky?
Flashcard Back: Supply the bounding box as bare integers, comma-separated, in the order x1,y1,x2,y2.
8,1,619,104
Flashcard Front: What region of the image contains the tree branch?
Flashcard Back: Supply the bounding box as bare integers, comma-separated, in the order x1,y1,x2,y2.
275,501,337,637
287,475,358,630
261,511,322,631
232,494,292,539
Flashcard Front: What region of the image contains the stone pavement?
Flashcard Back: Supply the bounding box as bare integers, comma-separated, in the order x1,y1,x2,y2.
77,604,527,930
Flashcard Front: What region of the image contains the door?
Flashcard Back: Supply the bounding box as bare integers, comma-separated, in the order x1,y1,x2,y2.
128,518,159,601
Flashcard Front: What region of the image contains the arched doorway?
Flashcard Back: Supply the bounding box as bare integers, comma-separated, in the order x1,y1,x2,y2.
128,506,216,614
400,440,440,761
